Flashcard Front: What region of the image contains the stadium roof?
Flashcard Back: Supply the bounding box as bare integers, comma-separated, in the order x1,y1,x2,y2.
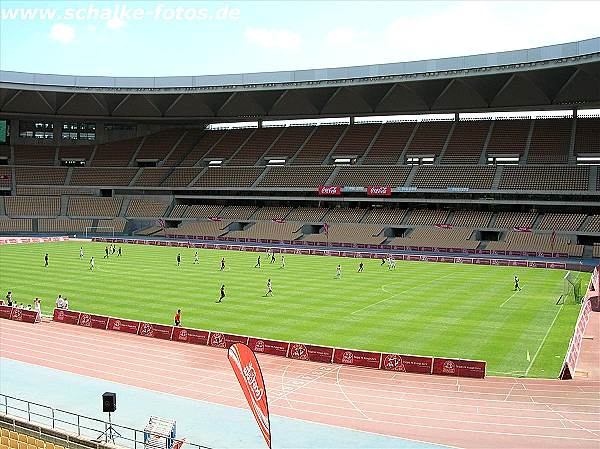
1,37,599,122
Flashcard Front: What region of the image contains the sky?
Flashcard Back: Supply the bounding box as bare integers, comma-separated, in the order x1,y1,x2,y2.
0,0,599,77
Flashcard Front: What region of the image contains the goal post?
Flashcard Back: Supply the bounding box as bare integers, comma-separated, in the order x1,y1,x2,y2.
558,271,584,305
85,227,115,238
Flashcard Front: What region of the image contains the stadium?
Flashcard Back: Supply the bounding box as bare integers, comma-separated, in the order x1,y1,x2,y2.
0,4,599,449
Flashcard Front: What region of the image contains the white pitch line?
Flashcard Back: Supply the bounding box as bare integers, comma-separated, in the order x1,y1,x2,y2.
525,303,564,376
500,290,521,308
351,272,454,315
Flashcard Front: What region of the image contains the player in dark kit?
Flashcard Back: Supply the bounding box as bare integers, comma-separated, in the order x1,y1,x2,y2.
381,257,386,266
271,253,276,264
358,262,364,272
514,275,522,291
118,247,122,257
104,247,109,259
176,253,181,266
217,285,225,303
255,256,261,268
220,257,226,271
44,253,49,267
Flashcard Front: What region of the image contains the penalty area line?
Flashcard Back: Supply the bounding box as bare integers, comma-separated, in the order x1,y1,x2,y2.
524,302,564,376
500,289,522,308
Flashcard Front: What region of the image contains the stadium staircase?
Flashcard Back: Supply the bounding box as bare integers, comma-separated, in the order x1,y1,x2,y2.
491,166,503,189
127,135,147,167
568,116,578,165
159,130,189,167
519,119,535,165
287,127,318,165
434,120,457,164
478,121,494,164
589,166,598,191
128,168,143,186
186,167,208,187
250,166,270,187
321,126,350,165
223,128,258,165
357,123,384,164
396,122,419,164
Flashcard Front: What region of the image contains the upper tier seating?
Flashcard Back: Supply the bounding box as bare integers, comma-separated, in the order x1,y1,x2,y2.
252,207,293,220
362,208,407,225
219,205,258,219
485,119,531,156
411,166,496,189
363,122,415,164
331,166,411,187
442,120,490,164
134,168,170,187
527,119,572,164
303,224,385,244
91,137,142,166
67,197,122,217
405,121,452,156
322,208,367,223
405,209,449,226
229,128,283,166
57,145,94,161
182,204,224,218
70,168,138,186
126,199,170,217
0,167,11,188
13,146,56,165
331,124,380,160
4,196,59,217
258,166,333,188
163,168,203,187
285,207,328,222
292,125,346,164
16,186,94,196
581,215,600,232
16,167,67,185
203,129,255,160
135,129,184,161
193,167,263,187
262,126,315,159
486,232,583,256
388,227,478,249
448,210,493,228
227,221,302,241
536,213,587,231
163,129,208,166
493,212,538,229
499,166,589,191
574,118,600,154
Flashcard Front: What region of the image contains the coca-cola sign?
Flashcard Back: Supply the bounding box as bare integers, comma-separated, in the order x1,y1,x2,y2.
318,186,341,196
367,186,391,196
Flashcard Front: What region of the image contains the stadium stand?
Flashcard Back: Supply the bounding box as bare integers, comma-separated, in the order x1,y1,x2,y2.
405,121,452,157
1,428,66,449
67,197,122,217
69,168,138,186
229,128,282,166
574,117,600,154
16,187,95,196
16,167,68,185
182,204,224,219
218,205,258,220
169,204,188,218
169,220,230,237
202,128,255,160
322,207,367,223
13,146,56,165
284,207,328,222
411,166,496,189
594,244,600,258
405,209,449,226
536,213,587,231
227,221,302,240
0,218,32,232
134,129,184,161
292,125,346,164
581,215,600,232
330,166,411,187
4,196,59,217
527,118,572,164
38,218,92,233
126,199,170,217
261,126,315,160
498,166,589,190
442,120,490,164
193,167,263,188
0,167,11,188
303,224,386,244
493,212,538,229
388,227,479,249
448,210,493,228
162,128,209,166
362,208,408,225
97,217,127,233
133,168,170,187
258,166,333,188
91,137,142,166
57,145,94,161
330,124,380,160
251,206,293,220
162,168,203,187
486,232,584,256
363,122,416,164
485,119,531,157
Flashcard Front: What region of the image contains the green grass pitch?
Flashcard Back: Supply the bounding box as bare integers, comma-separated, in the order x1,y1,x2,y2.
0,241,589,378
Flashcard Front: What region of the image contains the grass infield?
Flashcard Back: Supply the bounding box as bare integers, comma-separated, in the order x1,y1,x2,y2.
0,241,589,378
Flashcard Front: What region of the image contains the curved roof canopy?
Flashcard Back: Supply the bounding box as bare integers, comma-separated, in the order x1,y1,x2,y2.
1,37,599,122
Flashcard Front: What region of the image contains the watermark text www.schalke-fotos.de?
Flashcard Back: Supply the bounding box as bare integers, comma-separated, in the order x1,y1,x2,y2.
0,3,241,22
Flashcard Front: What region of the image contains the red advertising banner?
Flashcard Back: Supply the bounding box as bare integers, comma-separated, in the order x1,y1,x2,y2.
367,186,391,197
380,353,434,374
248,337,290,357
287,343,334,363
138,322,174,340
227,344,272,449
9,308,40,324
317,185,341,196
172,327,210,345
107,317,140,334
333,348,382,369
432,358,486,378
0,305,14,320
78,313,110,329
209,332,249,349
53,308,81,325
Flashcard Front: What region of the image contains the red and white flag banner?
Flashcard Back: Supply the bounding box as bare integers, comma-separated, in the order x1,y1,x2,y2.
513,227,532,233
434,223,453,229
227,343,272,449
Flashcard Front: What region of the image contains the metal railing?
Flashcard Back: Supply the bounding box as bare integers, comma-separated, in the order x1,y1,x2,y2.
0,394,212,449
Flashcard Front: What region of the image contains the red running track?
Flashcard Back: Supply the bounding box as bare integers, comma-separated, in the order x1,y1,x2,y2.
1,319,599,449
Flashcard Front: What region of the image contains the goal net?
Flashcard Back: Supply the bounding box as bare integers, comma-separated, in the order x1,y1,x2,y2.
85,227,115,238
557,271,584,305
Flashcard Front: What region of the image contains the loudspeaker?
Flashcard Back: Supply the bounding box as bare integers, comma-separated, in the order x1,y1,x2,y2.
102,392,116,413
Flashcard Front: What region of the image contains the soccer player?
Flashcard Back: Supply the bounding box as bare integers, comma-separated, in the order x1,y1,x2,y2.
118,247,122,257
255,255,261,268
80,246,84,260
44,253,49,267
177,253,181,266
194,251,199,264
266,278,273,296
217,285,225,303
389,257,396,270
174,309,182,327
336,264,342,279
358,262,364,272
280,255,285,269
271,252,276,264
220,257,226,271
104,247,109,259
514,275,522,291
111,245,115,255
90,256,95,270
381,257,386,266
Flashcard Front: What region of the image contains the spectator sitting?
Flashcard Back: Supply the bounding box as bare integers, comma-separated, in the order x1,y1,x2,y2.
56,295,65,309
27,304,32,311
